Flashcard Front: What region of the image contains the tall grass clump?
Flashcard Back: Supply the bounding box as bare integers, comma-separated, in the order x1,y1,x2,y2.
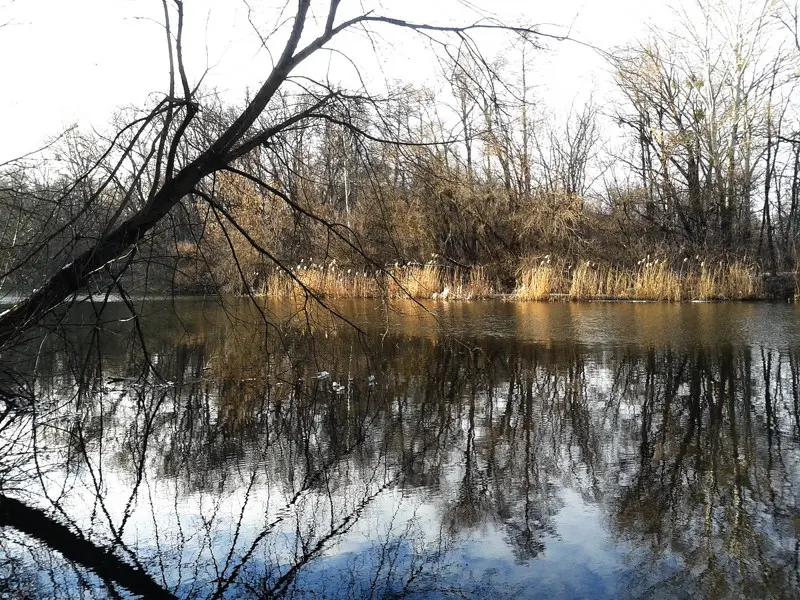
258,260,491,300
604,267,634,299
260,266,294,297
515,257,564,300
687,259,761,300
388,262,442,298
633,259,681,301
718,261,762,299
569,262,605,300
445,265,494,299
567,262,634,300
691,261,718,300
254,255,767,302
260,260,381,299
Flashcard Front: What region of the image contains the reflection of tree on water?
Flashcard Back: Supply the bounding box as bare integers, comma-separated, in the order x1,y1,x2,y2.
0,300,798,598
491,351,572,562
610,346,800,599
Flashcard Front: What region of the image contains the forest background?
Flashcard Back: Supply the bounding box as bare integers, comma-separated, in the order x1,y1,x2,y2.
1,0,799,308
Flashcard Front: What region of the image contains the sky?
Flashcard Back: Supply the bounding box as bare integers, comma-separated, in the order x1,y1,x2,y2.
0,0,672,163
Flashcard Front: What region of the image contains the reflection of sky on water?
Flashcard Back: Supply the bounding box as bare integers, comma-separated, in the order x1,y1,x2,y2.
254,488,683,600
27,434,684,598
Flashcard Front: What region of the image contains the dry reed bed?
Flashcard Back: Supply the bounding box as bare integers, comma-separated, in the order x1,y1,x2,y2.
514,257,764,301
254,257,771,302
259,261,494,300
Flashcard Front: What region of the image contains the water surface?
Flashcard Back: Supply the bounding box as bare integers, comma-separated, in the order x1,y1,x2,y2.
0,299,799,599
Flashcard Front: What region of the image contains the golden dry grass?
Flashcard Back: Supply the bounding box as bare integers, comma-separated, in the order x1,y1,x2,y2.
516,259,632,301
259,262,379,299
569,262,605,300
514,256,762,302
256,256,766,303
633,260,681,301
388,263,441,298
718,262,762,299
566,263,630,299
517,266,554,300
685,260,761,300
516,264,558,300
604,268,634,299
514,257,570,300
442,265,495,299
258,261,492,300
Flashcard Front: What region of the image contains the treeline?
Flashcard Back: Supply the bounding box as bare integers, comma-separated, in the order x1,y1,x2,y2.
1,0,799,299
179,0,800,295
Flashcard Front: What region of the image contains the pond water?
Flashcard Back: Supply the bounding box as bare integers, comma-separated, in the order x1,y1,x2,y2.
1,298,799,599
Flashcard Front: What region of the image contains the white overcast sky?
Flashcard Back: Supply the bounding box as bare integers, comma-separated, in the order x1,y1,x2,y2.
0,0,672,163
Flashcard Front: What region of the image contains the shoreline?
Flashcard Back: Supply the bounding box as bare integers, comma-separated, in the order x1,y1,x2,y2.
1,272,796,307
245,262,799,303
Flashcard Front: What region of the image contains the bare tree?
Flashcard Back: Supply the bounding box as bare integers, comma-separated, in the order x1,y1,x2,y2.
611,0,795,258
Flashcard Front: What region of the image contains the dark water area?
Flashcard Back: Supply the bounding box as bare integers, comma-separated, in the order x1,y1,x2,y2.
1,298,799,599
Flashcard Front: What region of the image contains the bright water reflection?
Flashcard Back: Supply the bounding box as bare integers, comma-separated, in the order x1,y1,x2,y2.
0,298,799,599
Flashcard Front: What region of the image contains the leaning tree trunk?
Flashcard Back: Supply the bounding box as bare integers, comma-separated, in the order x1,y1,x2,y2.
0,0,314,350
